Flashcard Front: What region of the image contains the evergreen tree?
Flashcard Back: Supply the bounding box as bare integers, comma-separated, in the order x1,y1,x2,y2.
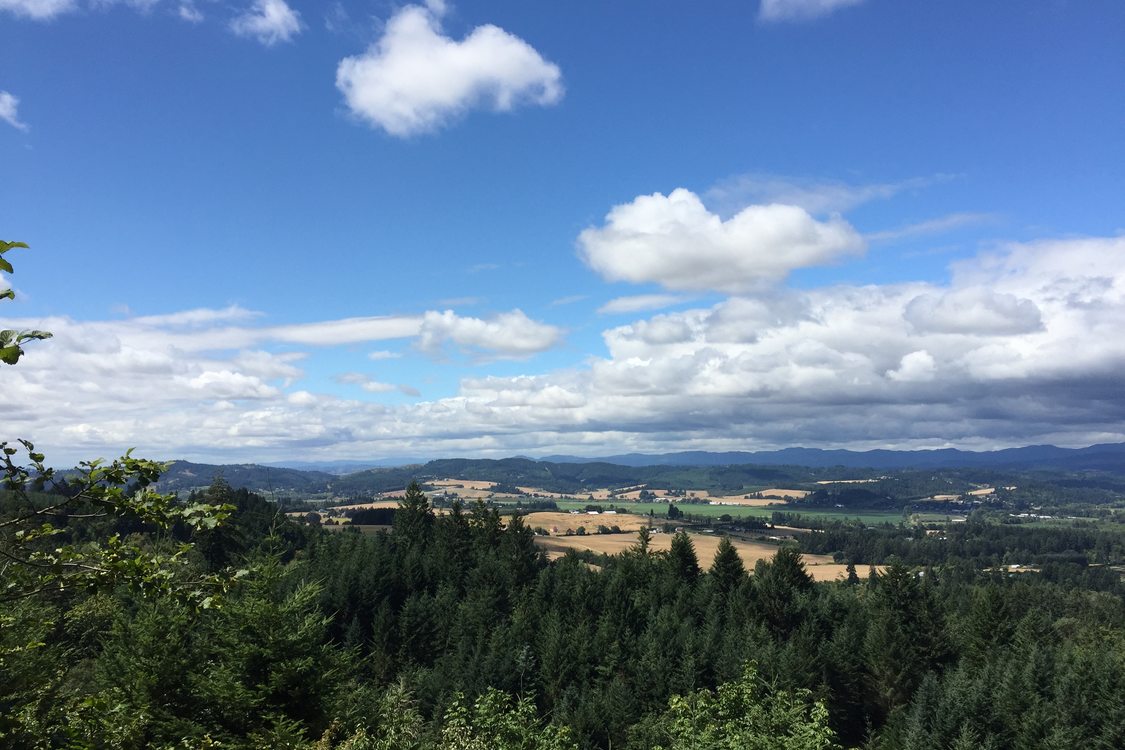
668,531,701,583
394,480,434,548
709,536,745,595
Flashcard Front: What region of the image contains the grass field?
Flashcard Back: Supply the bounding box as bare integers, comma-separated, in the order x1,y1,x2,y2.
524,498,904,526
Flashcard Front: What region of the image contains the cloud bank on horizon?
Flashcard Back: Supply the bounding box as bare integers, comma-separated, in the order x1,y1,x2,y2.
2,0,1123,464
7,221,1124,464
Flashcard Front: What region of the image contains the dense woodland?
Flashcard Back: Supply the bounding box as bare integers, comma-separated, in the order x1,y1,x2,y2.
3,470,1124,750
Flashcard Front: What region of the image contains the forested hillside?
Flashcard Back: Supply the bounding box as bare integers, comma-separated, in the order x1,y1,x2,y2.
153,454,1125,502
3,465,1123,749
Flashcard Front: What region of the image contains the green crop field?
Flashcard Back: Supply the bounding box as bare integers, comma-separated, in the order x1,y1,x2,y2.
496,498,905,526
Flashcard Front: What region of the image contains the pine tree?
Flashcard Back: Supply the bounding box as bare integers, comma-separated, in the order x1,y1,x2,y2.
669,531,701,583
710,536,745,594
394,480,434,548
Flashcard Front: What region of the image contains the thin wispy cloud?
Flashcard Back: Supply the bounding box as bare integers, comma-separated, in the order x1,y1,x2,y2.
0,91,29,131
0,0,76,20
336,1,563,136
759,0,865,23
598,294,691,315
867,212,998,242
335,372,397,393
177,1,202,23
230,0,302,46
706,173,956,217
549,294,587,307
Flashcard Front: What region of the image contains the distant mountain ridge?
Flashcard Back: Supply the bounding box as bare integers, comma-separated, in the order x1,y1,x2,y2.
155,461,336,493
149,443,1125,495
540,443,1125,471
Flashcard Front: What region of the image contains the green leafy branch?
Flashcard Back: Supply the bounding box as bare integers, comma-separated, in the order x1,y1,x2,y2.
1,240,52,365
1,439,244,608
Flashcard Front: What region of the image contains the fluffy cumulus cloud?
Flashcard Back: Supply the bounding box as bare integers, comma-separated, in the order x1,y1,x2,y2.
578,188,864,293
336,1,563,136
416,309,563,359
759,0,865,23
230,0,302,46
904,287,1043,335
576,235,1125,445
8,235,1125,464
0,91,28,131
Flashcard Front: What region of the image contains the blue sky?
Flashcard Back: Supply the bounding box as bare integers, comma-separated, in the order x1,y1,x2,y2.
2,0,1123,465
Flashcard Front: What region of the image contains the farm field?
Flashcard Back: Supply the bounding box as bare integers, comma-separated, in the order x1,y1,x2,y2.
533,532,865,581
519,511,650,535
640,501,904,525
707,496,785,507
507,498,904,525
327,500,401,511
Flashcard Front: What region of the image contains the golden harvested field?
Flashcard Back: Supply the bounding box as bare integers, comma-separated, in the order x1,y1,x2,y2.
930,494,960,501
967,487,995,496
533,533,864,581
519,511,651,535
710,489,810,504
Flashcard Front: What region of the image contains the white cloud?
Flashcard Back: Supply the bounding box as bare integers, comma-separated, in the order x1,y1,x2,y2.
177,1,202,22
368,350,402,361
0,91,29,131
578,188,864,293
706,173,951,216
905,287,1043,335
416,309,563,359
230,0,302,46
131,305,261,327
550,294,587,307
0,0,75,19
99,0,161,11
868,212,997,242
336,1,563,136
759,0,865,23
888,350,936,383
268,315,423,346
8,237,1125,465
598,294,691,315
335,372,396,393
